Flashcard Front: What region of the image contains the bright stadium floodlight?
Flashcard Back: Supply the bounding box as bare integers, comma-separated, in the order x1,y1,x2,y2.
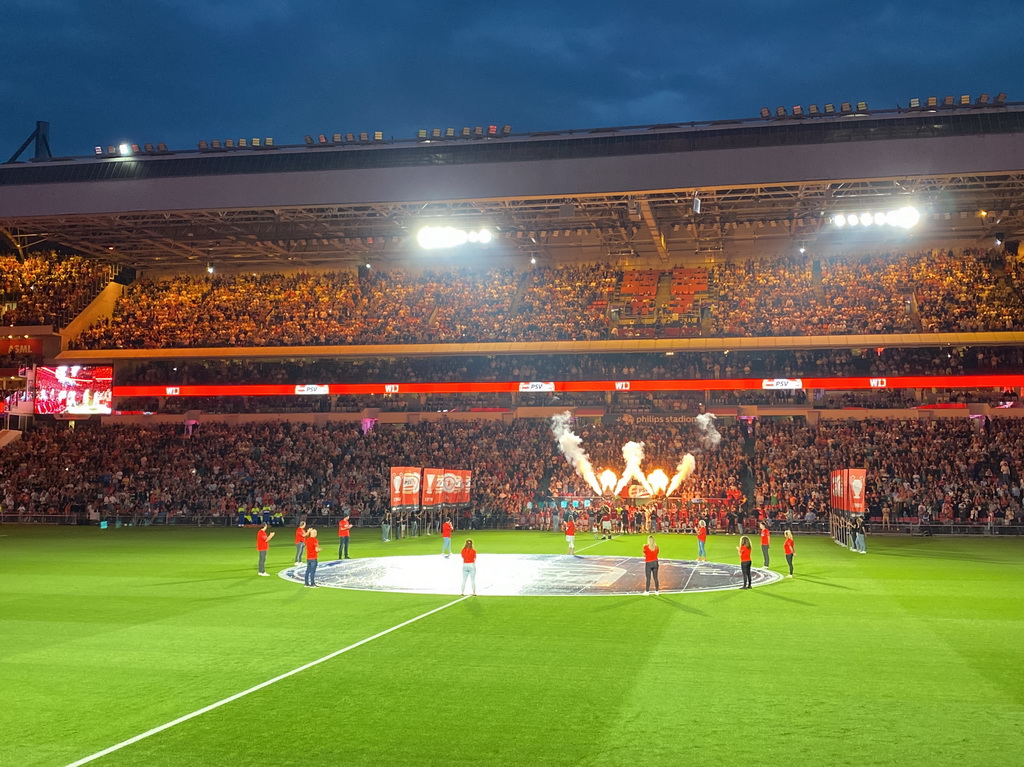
873,212,887,225
895,206,920,229
834,214,846,226
847,214,858,227
119,143,131,156
417,226,493,250
859,212,873,226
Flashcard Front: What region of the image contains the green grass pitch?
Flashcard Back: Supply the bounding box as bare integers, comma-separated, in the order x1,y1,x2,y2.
2,525,1023,767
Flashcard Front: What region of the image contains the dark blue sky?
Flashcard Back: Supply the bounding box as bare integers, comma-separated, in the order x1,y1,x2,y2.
4,0,1022,157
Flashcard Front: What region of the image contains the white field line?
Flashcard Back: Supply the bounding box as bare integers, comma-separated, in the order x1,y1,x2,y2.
574,534,621,554
64,595,470,767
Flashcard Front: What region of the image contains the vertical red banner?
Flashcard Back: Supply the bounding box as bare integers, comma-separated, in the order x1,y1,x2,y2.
440,470,462,505
830,469,849,512
421,468,444,507
847,469,867,514
390,467,422,510
456,470,472,506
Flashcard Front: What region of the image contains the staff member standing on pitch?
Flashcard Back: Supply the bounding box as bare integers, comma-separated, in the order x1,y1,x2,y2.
441,517,453,557
338,512,352,559
759,522,771,567
784,530,796,576
696,519,708,562
257,522,275,576
565,516,576,555
294,520,308,565
461,539,477,596
643,535,660,595
738,535,753,589
304,529,320,588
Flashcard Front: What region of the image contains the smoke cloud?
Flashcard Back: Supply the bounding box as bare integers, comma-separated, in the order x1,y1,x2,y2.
550,412,603,495
614,440,655,496
694,412,721,449
666,453,696,496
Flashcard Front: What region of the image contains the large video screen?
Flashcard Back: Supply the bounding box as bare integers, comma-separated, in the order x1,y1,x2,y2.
34,365,113,416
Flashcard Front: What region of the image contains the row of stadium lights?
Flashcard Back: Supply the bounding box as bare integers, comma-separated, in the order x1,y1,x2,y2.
762,93,1007,118
832,206,921,229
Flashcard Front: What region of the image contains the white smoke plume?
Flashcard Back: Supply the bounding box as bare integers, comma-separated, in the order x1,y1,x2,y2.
550,412,603,495
614,441,655,496
666,453,696,496
694,412,721,449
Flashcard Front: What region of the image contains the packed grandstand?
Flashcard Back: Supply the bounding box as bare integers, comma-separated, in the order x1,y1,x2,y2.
2,102,1024,535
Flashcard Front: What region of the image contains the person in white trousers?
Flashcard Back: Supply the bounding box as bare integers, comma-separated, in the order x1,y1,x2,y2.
461,539,477,596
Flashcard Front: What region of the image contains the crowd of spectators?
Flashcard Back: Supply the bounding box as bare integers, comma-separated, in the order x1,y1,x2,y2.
1,252,111,327
116,345,1024,387
4,414,1022,530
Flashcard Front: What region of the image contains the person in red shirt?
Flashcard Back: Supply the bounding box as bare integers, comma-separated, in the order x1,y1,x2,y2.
441,518,453,557
642,535,660,595
304,529,320,588
759,522,771,568
461,539,477,596
256,522,275,576
565,517,576,555
601,512,612,540
738,535,753,589
784,529,795,577
338,513,352,559
696,519,708,562
294,520,307,566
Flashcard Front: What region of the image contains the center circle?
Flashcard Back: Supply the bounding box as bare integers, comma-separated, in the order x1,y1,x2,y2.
279,554,783,596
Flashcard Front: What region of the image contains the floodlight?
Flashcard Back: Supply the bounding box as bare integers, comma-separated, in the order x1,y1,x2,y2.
896,206,920,229
841,102,852,114
926,96,938,108
959,95,970,105
775,106,786,117
995,92,1007,105
473,126,483,137
760,107,771,119
792,105,804,116
873,212,886,225
304,135,314,144
977,93,989,105
239,138,248,147
885,210,900,226
824,103,835,114
332,133,341,143
265,137,274,146
207,263,214,274
909,98,921,109
502,125,512,136
461,127,471,138
197,141,208,151
445,128,455,138
846,214,857,226
488,125,498,136
859,213,873,226
942,95,954,107
157,143,167,152
212,139,221,149
94,146,103,156
432,128,442,139
359,132,368,142
345,133,355,142
417,129,427,140
856,101,868,112
144,143,154,152
799,246,806,253
251,137,260,147
808,104,820,115
225,139,234,148
373,131,383,141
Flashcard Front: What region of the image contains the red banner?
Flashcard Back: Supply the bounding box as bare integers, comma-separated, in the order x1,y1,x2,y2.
112,373,1024,398
421,467,444,507
831,469,867,514
0,338,42,356
455,470,472,506
390,467,422,510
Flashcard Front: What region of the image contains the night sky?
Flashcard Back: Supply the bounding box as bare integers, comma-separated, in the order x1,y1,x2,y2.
4,0,1023,158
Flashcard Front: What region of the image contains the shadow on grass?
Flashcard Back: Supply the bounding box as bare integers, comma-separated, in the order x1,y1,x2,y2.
794,575,856,590
655,596,708,616
752,589,814,606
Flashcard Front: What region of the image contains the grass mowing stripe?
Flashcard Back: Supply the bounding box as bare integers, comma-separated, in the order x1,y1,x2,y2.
63,594,469,767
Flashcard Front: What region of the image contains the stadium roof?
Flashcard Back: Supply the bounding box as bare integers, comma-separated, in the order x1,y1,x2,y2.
2,103,1023,269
